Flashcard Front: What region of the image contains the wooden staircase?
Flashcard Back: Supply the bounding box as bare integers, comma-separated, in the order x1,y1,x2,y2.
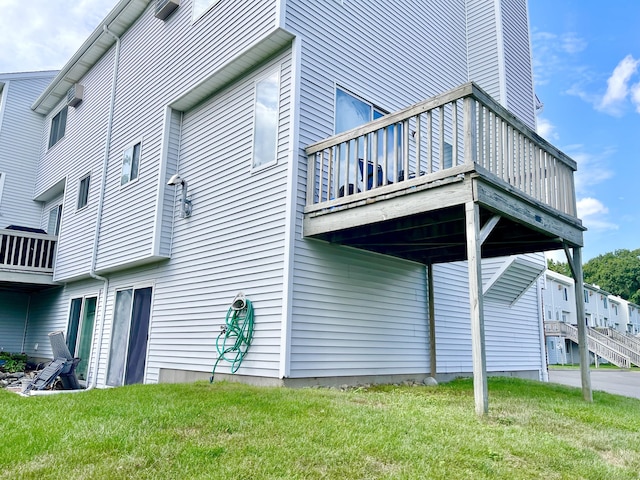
545,321,639,368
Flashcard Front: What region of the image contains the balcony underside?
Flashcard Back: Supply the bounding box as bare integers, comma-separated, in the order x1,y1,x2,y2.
303,169,584,265
0,271,59,294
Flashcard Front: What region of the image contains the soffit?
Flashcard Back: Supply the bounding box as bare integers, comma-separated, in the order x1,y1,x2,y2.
31,0,152,115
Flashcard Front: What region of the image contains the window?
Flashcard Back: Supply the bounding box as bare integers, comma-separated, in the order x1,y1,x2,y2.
193,0,221,20
67,296,97,381
77,175,90,209
48,106,68,148
252,69,280,170
584,290,589,303
47,205,62,235
603,297,608,308
121,142,141,186
335,88,402,188
106,287,153,386
563,287,568,301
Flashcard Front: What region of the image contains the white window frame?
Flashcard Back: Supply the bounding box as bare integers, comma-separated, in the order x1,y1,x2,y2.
47,204,63,235
48,105,68,149
192,0,222,23
251,67,281,172
77,173,91,210
120,140,142,187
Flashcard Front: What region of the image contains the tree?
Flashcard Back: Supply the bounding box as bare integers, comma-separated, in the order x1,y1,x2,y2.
547,258,572,277
582,249,640,304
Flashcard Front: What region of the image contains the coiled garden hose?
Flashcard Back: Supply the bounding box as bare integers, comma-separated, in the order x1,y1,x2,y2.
210,297,254,382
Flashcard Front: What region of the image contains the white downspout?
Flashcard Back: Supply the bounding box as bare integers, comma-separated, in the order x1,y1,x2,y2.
537,277,549,382
27,26,121,397
86,25,121,390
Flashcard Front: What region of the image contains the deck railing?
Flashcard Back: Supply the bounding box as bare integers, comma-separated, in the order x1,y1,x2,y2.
0,228,57,274
306,82,577,217
545,321,631,368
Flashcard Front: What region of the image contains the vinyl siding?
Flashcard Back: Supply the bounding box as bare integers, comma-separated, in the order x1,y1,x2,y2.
94,0,279,271
290,243,429,378
0,291,30,353
286,0,467,378
434,257,544,374
35,0,278,279
41,50,116,282
500,0,536,128
466,0,502,101
0,74,55,229
147,52,292,380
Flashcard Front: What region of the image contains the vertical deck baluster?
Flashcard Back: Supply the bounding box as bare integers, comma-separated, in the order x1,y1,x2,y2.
476,103,483,168
393,123,399,182
426,110,433,173
549,156,556,209
452,101,459,166
403,119,410,178
38,238,46,268
306,153,316,205
344,141,350,196
354,137,360,194
463,97,477,166
362,134,369,193
501,121,508,181
533,146,540,202
326,148,333,201
485,109,491,171
372,130,379,188
439,105,445,170
415,114,421,177
515,133,522,190
382,127,388,185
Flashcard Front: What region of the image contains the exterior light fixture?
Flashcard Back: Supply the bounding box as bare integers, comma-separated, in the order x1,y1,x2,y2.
167,173,192,218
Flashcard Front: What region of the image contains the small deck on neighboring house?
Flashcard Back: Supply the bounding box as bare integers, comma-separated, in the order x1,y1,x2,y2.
0,228,58,292
304,83,586,413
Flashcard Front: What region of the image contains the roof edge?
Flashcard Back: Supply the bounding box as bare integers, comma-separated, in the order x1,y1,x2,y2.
31,0,151,114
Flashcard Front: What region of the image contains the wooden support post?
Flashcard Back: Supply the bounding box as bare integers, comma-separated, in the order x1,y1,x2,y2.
466,201,488,415
563,245,592,402
428,264,437,378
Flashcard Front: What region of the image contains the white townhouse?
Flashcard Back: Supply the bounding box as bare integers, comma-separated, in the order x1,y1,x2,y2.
0,0,586,412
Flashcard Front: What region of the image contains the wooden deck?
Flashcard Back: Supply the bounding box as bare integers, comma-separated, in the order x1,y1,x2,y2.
304,82,584,265
0,228,58,291
303,82,588,414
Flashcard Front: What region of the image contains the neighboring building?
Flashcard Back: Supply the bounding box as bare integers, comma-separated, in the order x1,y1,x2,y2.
1,0,583,392
0,70,58,353
543,269,640,366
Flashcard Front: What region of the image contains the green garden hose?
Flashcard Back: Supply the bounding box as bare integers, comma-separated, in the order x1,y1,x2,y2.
210,296,254,382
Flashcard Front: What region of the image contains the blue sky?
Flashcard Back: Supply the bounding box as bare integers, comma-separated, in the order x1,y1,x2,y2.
529,1,640,260
0,1,637,261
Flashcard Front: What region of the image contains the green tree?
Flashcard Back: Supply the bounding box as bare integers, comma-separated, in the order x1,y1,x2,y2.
547,258,572,277
582,249,640,304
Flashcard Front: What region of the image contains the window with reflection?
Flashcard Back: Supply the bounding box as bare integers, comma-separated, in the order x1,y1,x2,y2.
252,69,280,169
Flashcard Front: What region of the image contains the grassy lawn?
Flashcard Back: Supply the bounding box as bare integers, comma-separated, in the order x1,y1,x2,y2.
1,378,639,479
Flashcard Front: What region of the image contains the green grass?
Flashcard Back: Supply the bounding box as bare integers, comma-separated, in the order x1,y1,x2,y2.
1,378,639,479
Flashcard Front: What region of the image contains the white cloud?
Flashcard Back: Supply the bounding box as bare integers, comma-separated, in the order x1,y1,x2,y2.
577,197,618,232
0,0,115,73
597,55,640,115
631,82,640,113
560,33,587,55
531,30,587,87
536,117,558,141
563,145,614,196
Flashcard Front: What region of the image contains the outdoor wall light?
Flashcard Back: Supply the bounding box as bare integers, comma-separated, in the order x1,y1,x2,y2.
167,173,192,218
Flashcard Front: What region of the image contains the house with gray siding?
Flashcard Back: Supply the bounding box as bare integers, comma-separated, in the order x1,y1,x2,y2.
1,0,585,411
0,70,58,354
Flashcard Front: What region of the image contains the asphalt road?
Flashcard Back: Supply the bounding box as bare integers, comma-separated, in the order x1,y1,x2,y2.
548,369,640,400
